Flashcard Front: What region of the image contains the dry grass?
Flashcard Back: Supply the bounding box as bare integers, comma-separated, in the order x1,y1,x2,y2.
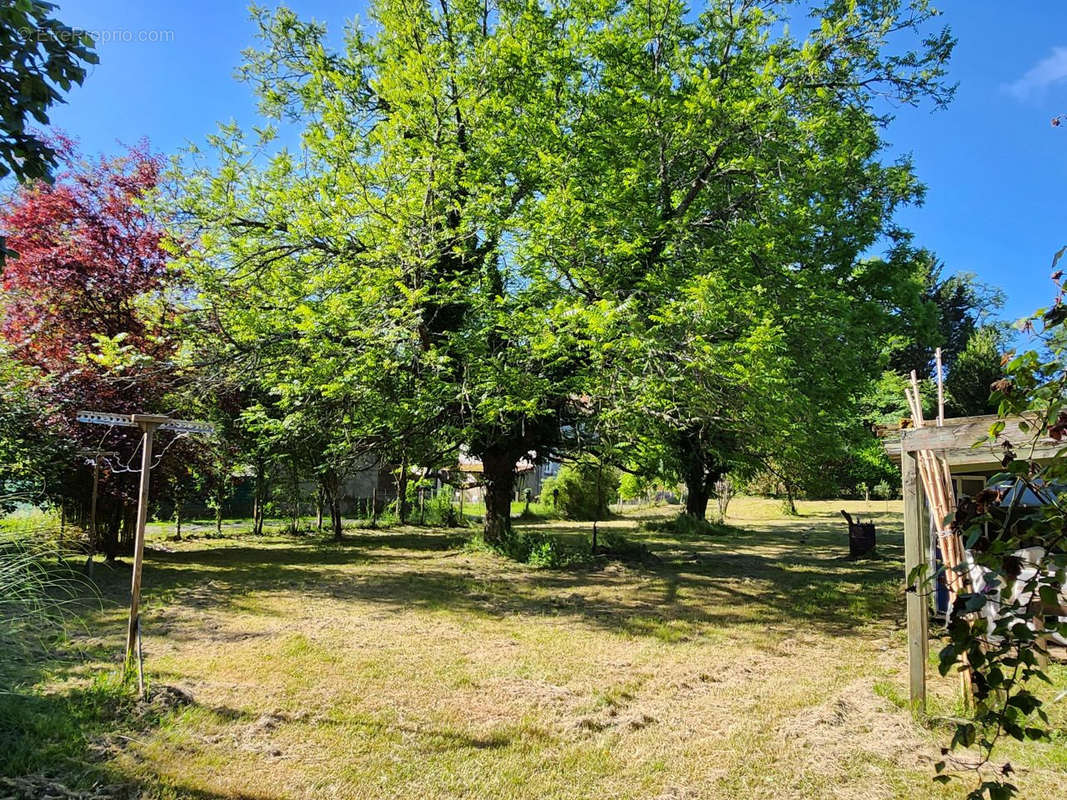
8,498,1066,799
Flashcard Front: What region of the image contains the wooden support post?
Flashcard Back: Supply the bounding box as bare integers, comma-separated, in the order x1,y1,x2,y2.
87,455,100,576
125,417,163,672
902,448,928,712
1034,602,1050,669
76,411,212,697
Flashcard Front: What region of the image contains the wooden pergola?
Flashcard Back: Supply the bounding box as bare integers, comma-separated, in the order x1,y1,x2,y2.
883,413,1064,711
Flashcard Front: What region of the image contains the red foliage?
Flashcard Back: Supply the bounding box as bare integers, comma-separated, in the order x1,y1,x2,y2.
0,139,200,551
0,138,172,379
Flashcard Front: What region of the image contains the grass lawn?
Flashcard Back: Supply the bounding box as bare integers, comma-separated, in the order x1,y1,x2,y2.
4,498,1066,799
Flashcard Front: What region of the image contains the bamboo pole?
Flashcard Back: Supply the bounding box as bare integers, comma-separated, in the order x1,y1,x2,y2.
935,347,945,427
905,377,973,704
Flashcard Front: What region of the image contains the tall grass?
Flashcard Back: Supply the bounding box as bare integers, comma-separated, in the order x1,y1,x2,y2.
0,525,96,683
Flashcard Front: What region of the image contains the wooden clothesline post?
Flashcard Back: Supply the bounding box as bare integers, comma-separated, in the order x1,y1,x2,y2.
76,411,213,697
901,446,929,712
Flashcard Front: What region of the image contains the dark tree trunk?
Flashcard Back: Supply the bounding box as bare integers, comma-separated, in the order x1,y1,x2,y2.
119,504,136,553
784,482,798,516
684,476,711,520
330,492,342,540
482,453,515,546
316,484,324,534
288,458,300,534
174,499,183,541
322,472,343,541
680,427,726,523
102,501,121,562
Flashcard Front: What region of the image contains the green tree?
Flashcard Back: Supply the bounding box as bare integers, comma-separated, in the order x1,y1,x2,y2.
887,248,1004,374
945,326,1006,417
525,0,954,519
0,2,97,183
173,0,578,545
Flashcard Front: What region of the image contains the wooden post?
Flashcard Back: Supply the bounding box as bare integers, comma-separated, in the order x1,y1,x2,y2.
125,416,164,670
935,347,945,427
87,455,100,576
1034,602,1050,669
902,447,928,712
371,487,378,528
75,411,213,696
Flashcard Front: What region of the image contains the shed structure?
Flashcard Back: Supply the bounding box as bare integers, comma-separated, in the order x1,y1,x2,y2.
882,413,1065,711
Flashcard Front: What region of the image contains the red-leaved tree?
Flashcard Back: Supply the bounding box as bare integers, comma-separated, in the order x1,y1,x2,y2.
0,137,185,557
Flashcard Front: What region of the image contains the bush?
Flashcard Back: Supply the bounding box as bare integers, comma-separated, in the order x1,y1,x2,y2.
425,484,460,526
644,514,730,538
468,529,587,568
540,458,620,520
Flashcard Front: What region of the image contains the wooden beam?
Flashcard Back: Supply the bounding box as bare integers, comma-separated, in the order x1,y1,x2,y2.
902,447,928,713
883,413,1065,467
902,414,1052,452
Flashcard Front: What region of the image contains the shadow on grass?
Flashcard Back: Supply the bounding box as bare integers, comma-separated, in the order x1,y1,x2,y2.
4,507,906,793
79,507,907,645
0,659,198,796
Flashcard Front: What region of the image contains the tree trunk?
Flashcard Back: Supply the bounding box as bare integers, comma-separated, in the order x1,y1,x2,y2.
482,453,515,546
252,456,265,536
102,502,121,562
215,498,223,536
396,455,409,524
174,499,182,541
684,476,711,520
288,457,300,534
322,472,343,541
316,484,324,534
331,494,342,541
119,504,136,554
784,483,798,516
684,463,725,522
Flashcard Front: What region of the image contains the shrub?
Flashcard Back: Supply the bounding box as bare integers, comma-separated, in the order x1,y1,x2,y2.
540,458,620,520
644,514,730,538
426,484,460,527
468,529,587,568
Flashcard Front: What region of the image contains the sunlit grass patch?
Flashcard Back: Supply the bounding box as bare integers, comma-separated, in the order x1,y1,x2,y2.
3,497,1065,799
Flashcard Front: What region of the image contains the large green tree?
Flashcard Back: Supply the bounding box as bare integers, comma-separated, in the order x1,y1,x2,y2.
520,0,954,519
944,325,1005,417
886,247,1005,375
175,0,957,531
174,0,577,543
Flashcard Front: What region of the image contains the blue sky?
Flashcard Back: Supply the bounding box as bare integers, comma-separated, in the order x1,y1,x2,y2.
43,1,1067,325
